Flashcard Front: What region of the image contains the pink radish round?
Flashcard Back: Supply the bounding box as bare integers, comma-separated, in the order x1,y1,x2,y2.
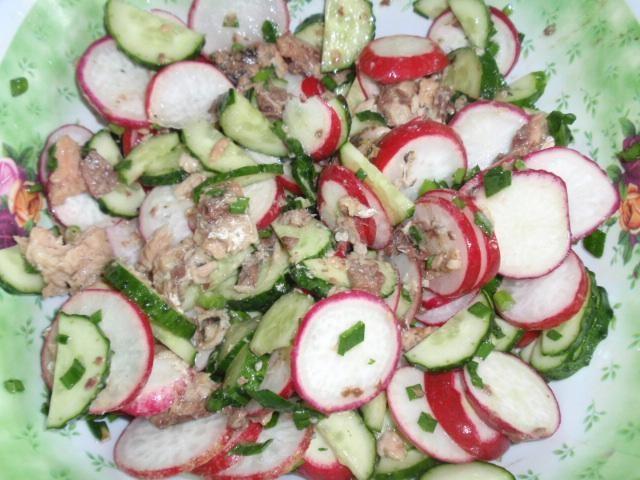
387,366,474,463
417,290,478,327
463,351,561,442
427,10,469,55
244,178,284,229
38,125,92,185
374,119,467,201
188,0,290,55
115,413,232,479
77,37,152,128
524,147,620,240
424,370,510,460
277,160,303,196
496,250,589,330
146,61,232,129
139,185,193,244
358,35,448,84
62,289,154,414
450,101,530,171
120,349,191,417
389,252,422,324
292,291,401,413
298,430,353,480
470,170,571,279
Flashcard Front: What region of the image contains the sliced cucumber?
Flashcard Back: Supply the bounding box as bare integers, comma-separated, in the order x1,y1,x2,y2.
272,216,333,264
346,77,367,112
405,294,492,371
47,313,111,428
139,144,190,186
116,133,180,185
328,96,352,147
223,344,268,391
209,318,258,376
209,248,252,290
490,316,524,352
420,462,515,480
295,13,325,50
541,282,590,356
340,143,414,225
321,0,375,72
497,71,548,108
375,449,438,480
151,324,196,365
317,411,377,480
361,392,387,432
250,291,314,356
0,246,44,295
529,339,565,372
98,182,145,218
413,0,448,19
351,111,387,137
219,89,287,157
377,260,399,298
193,164,284,202
449,0,492,49
85,129,122,166
444,47,483,98
181,120,256,172
105,0,204,68
290,257,350,297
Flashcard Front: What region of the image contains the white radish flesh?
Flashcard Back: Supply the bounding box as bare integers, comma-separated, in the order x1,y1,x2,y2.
138,186,193,244
51,193,113,230
106,219,143,265
417,290,478,326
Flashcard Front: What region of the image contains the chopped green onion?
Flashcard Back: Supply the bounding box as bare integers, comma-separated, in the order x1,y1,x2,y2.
338,321,365,355
502,4,514,15
425,255,435,270
467,360,484,388
86,416,110,441
249,390,293,410
490,321,506,339
408,225,425,246
482,277,501,297
406,384,424,400
206,186,226,197
252,66,277,84
355,111,387,124
417,412,438,433
419,179,440,196
483,166,512,197
474,211,494,236
321,75,338,92
88,310,102,324
231,42,245,52
368,358,376,365
318,447,328,452
546,330,562,341
356,168,367,181
400,287,412,303
547,111,576,147
223,13,239,28
486,40,500,57
229,197,250,214
493,290,515,311
262,20,280,43
465,165,481,182
232,439,273,456
475,341,495,359
468,302,492,318
10,77,28,97
453,168,466,186
452,196,466,209
60,359,86,390
514,159,527,171
228,310,251,324
197,292,226,310
264,411,280,429
56,334,69,344
583,230,606,258
3,379,25,393
259,228,273,239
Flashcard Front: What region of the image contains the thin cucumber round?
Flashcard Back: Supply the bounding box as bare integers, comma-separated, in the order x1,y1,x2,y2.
360,392,387,433
0,246,44,295
491,316,524,352
209,318,258,376
375,449,438,479
85,129,122,166
116,132,180,185
271,216,333,264
290,257,350,297
449,0,492,49
294,13,325,49
413,0,448,19
497,71,548,108
420,462,515,479
98,183,145,218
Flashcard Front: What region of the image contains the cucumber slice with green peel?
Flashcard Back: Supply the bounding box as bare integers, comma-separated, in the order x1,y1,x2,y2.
420,462,515,480
151,324,196,365
378,260,399,299
529,339,566,372
219,89,287,157
361,392,387,433
346,76,367,112
139,169,189,187
295,13,325,49
449,0,492,49
375,449,438,479
271,216,333,264
181,120,256,172
0,246,44,295
250,291,315,356
116,132,180,185
478,51,505,99
317,411,377,480
85,129,122,166
290,257,350,297
340,143,414,225
208,248,252,290
321,0,376,72
98,183,145,218
351,110,387,137
192,163,284,202
105,0,204,68
497,71,548,108
211,318,259,376
444,47,483,98
406,294,492,371
138,144,190,186
47,313,111,428
413,0,448,19
223,344,268,392
328,96,352,147
491,316,524,352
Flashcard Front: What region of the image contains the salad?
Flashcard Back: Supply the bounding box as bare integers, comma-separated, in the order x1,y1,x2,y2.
0,0,622,479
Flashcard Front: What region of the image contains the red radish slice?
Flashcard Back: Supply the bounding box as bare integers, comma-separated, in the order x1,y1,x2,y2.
374,119,467,201
115,413,231,479
389,252,422,324
358,35,448,85
524,147,620,240
470,170,571,279
387,367,474,463
146,61,232,129
516,330,540,349
292,291,401,413
188,0,289,55
215,413,312,480
246,348,295,415
50,193,113,230
463,351,560,442
450,101,529,171
139,185,193,244
77,37,152,128
38,125,92,185
414,195,482,297
416,290,477,326
496,251,588,330
424,370,510,460
193,423,263,477
149,8,186,26
277,160,303,195
120,349,191,417
106,219,143,265
301,77,326,98
357,70,380,99
427,10,469,56
244,178,284,229
298,430,353,480
62,289,154,414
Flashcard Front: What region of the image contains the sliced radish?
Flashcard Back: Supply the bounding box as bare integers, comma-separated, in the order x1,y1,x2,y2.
389,252,422,324
470,170,571,279
50,193,113,230
277,161,303,196
358,35,448,85
120,349,191,417
298,430,353,480
115,413,231,479
450,101,529,171
424,370,510,460
139,186,193,244
77,37,152,128
244,178,283,229
106,219,143,265
463,351,560,442
62,289,154,414
246,348,294,415
39,125,92,185
188,0,289,55
414,195,482,297
524,147,620,240
292,291,401,413
149,8,186,26
357,70,380,99
146,61,232,129
215,413,312,480
496,251,588,330
387,367,474,463
417,290,478,327
193,423,263,477
374,119,467,201
426,10,469,56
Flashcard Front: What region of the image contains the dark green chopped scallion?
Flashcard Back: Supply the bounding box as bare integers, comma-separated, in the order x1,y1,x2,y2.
56,334,69,344
355,111,387,124
368,358,376,365
546,330,562,341
583,230,606,259
264,411,280,429
467,360,484,388
318,447,328,452
400,287,412,303
232,439,273,456
229,197,250,214
547,111,576,147
259,228,273,239
252,66,277,84
27,183,44,193
494,290,515,311
483,166,512,197
262,20,280,43
249,389,293,410
88,310,102,324
321,75,338,92
86,416,110,441
197,292,226,310
514,159,527,171
474,211,494,236
468,302,492,318
356,168,367,181
425,255,436,270
502,4,514,15
417,412,438,433
475,341,495,359
3,379,25,393
452,196,466,209
419,179,440,196
453,168,466,186
465,165,481,182
409,225,425,246
10,77,28,97
338,321,365,355
406,383,424,400
60,359,86,390
491,321,506,339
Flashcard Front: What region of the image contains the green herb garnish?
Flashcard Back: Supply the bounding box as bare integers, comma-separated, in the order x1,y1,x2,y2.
229,197,250,214
546,330,562,341
468,302,492,318
262,20,280,43
264,411,280,429
321,75,338,92
408,225,425,246
232,439,273,456
355,111,386,124
547,111,576,147
10,77,28,97
88,310,102,324
356,168,367,181
60,359,86,390
467,360,484,388
3,379,24,393
418,412,438,433
514,159,527,171
493,290,515,311
475,341,495,359
474,211,494,236
452,196,466,209
406,383,424,400
338,321,365,355
583,230,606,258
56,334,69,344
483,166,512,197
